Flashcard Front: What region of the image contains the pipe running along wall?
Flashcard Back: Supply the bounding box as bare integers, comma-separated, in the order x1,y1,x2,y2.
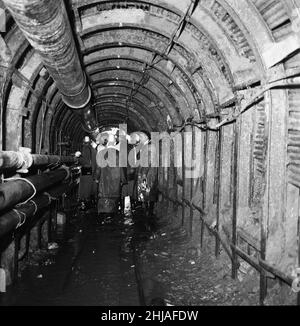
2,0,98,133
0,193,51,238
0,181,78,238
0,150,77,171
0,167,69,212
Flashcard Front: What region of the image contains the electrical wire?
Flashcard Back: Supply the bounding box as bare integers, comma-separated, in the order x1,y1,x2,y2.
12,209,27,229
3,177,37,205
124,0,197,122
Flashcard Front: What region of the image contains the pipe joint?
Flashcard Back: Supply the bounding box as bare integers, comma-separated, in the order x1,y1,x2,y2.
17,147,33,173
61,74,92,109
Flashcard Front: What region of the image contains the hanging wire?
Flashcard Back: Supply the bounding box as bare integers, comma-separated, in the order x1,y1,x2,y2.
3,177,37,205
124,0,197,123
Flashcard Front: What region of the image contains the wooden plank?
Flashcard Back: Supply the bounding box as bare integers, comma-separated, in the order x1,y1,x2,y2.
215,127,222,258
190,126,195,236
160,189,297,288
232,119,240,279
182,132,185,227
202,130,209,249
297,196,300,306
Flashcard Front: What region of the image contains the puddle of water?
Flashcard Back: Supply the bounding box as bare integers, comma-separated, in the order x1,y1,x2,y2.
1,209,141,306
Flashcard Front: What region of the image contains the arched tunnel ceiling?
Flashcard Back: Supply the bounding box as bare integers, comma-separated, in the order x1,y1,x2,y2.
0,0,299,152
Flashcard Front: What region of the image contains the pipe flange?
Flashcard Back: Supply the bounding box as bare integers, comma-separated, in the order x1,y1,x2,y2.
61,74,91,109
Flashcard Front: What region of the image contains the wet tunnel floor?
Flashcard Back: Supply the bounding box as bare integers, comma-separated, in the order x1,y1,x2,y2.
1,203,280,306
1,209,141,306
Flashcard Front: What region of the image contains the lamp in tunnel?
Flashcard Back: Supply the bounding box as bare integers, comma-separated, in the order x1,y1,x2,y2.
107,133,116,146
84,136,90,144
127,132,149,146
127,134,140,145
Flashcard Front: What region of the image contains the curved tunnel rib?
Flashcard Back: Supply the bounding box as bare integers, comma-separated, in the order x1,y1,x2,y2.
1,0,300,307
2,0,98,134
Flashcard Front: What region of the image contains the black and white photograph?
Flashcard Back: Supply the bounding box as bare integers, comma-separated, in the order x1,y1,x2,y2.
0,0,300,312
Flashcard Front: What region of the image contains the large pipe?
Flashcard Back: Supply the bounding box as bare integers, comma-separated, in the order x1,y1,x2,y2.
0,181,77,238
2,0,98,132
0,150,77,171
46,180,77,198
0,193,51,238
0,168,69,212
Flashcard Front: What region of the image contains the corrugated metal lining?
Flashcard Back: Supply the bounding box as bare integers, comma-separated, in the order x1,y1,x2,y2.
250,0,300,191
288,89,300,188
253,102,266,175
251,101,267,205
203,0,256,62
0,0,297,153
252,0,290,33
0,0,254,151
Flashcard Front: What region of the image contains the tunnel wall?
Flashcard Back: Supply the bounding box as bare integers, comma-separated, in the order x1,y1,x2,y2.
1,0,300,304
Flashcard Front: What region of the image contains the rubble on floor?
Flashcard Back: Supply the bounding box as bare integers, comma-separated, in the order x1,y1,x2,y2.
135,209,265,306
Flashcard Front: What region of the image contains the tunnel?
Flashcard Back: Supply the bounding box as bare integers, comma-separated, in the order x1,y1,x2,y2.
0,0,300,308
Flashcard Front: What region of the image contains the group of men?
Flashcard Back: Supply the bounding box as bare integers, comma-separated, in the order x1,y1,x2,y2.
77,135,158,217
